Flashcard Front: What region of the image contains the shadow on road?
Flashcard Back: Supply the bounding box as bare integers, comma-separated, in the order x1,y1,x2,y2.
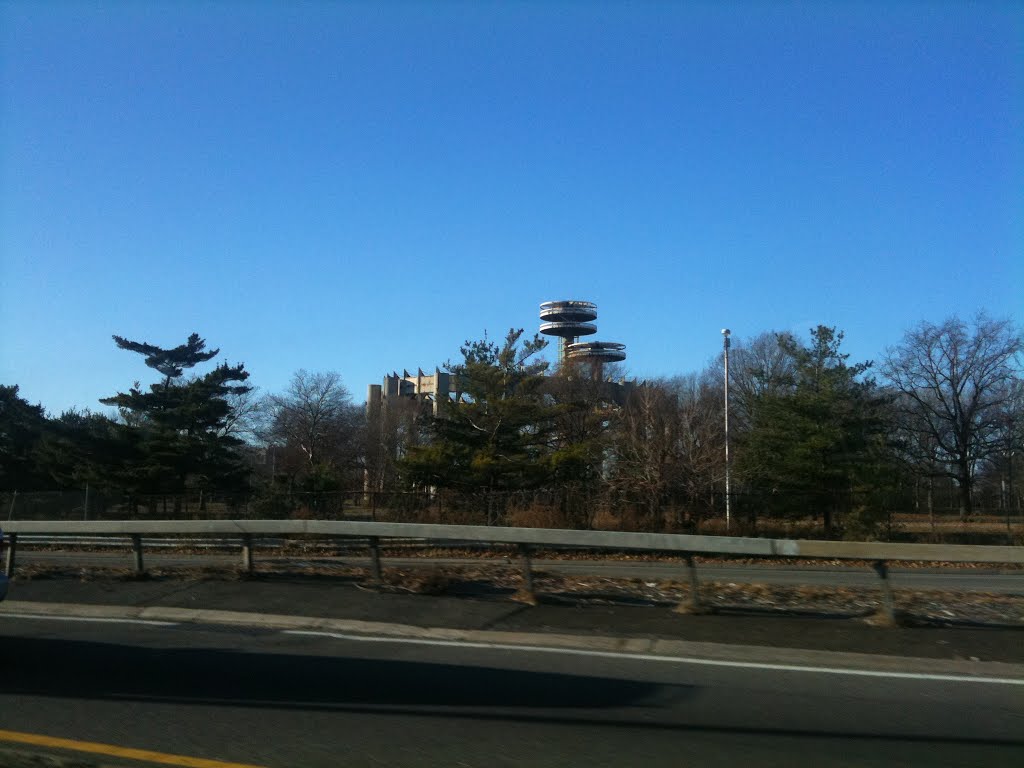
2,632,1023,749
1,633,673,711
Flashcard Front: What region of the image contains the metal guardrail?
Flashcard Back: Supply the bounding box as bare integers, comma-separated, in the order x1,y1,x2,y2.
2,520,1021,622
9,535,271,549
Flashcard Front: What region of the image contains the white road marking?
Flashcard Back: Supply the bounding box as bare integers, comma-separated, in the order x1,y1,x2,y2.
2,609,1019,687
282,629,1024,686
0,612,178,627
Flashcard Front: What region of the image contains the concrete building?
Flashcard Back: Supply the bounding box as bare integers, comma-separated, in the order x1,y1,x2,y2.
366,368,463,417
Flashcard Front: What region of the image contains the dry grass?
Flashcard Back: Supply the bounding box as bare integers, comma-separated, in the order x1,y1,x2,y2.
505,504,572,530
11,560,1024,627
381,568,456,595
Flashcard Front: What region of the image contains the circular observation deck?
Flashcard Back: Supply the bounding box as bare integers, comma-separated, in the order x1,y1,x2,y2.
539,300,598,338
540,321,597,338
566,341,626,363
539,300,597,324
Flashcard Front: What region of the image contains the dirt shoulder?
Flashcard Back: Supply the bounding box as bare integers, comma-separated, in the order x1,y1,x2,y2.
5,562,1023,664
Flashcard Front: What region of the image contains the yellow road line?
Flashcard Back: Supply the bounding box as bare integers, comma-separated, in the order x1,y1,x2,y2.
0,729,268,768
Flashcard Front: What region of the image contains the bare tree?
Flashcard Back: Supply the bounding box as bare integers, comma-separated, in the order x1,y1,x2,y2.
217,387,263,442
263,371,361,484
542,370,620,529
984,378,1024,517
609,382,679,529
882,314,1023,518
666,371,725,526
728,331,797,429
607,376,722,530
364,394,424,495
888,394,947,534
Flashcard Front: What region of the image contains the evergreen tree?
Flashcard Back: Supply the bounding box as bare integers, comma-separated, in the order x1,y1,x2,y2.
37,409,126,491
100,333,252,498
0,385,51,491
736,327,895,536
401,329,555,524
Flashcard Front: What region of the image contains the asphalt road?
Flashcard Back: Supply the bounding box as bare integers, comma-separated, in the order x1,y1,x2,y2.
1,613,1022,768
7,572,1024,664
14,548,1024,593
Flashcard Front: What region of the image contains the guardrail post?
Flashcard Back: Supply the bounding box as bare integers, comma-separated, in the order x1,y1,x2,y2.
675,554,704,614
871,560,896,625
517,544,536,603
130,534,145,575
368,536,383,582
3,533,16,578
241,534,254,574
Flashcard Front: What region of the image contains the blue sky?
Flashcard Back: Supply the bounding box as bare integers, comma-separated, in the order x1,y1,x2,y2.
2,1,1021,414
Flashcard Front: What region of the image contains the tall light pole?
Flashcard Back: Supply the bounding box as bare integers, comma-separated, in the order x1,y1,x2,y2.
722,328,731,533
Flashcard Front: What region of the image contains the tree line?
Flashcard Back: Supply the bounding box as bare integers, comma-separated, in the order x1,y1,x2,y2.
1,314,1021,537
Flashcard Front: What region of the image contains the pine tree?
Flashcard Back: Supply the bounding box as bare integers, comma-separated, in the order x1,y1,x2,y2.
0,385,51,491
100,333,252,499
737,327,895,536
401,329,555,524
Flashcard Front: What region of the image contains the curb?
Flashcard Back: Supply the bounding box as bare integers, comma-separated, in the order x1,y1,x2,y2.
4,599,1023,681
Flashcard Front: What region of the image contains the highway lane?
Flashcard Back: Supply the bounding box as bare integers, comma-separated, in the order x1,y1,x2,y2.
14,549,1024,593
1,613,1022,767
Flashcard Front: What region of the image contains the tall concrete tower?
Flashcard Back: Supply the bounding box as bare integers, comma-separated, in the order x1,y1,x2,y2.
539,300,626,376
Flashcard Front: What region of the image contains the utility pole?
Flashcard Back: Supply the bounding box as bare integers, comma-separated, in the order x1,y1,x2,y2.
722,328,731,533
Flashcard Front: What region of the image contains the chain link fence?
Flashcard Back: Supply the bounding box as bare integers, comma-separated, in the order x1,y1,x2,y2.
3,487,1021,544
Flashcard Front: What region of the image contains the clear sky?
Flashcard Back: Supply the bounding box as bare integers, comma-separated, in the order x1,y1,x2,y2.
2,1,1021,415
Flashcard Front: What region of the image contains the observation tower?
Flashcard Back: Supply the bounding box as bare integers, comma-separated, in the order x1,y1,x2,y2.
539,299,626,374
566,340,626,363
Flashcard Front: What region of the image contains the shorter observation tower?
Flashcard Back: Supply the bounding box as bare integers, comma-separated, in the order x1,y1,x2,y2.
539,300,626,376
566,340,626,363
